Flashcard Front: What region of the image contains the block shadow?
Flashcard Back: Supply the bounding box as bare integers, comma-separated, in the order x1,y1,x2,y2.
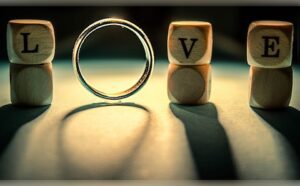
58,102,152,179
0,104,49,155
253,106,300,178
170,103,237,179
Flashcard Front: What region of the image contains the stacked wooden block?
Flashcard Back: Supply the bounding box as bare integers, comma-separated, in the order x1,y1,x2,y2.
167,21,213,105
7,19,55,106
247,21,294,109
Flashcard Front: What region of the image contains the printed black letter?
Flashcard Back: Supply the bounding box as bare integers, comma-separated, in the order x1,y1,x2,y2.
178,38,198,58
261,36,280,58
21,33,39,53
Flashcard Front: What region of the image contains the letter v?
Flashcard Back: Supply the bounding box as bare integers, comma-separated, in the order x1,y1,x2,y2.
178,38,198,58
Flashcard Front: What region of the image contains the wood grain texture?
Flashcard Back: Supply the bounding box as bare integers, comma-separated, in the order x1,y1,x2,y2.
247,20,293,68
249,66,293,109
7,19,55,64
168,21,212,65
168,63,211,105
10,63,53,106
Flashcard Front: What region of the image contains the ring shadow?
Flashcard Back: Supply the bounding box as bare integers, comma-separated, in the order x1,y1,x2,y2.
58,102,152,179
0,104,50,155
170,103,237,180
252,106,300,178
62,102,150,121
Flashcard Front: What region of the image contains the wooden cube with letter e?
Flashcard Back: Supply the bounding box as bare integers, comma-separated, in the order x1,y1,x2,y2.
247,20,293,109
7,19,55,106
167,21,213,105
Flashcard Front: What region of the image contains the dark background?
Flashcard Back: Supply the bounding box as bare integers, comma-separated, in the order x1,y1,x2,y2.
0,6,299,63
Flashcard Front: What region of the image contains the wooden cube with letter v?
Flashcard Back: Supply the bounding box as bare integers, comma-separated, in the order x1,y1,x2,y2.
7,19,55,106
247,20,293,109
167,21,213,105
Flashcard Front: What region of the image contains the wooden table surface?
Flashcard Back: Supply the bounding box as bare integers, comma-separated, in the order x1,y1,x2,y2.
0,60,300,180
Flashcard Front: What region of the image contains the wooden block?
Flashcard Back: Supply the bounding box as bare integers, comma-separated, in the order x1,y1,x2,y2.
7,19,55,64
10,63,53,106
249,66,292,109
167,63,211,105
168,21,212,65
247,20,293,68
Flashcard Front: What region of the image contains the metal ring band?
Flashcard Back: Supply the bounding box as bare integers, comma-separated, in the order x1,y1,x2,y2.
72,18,155,100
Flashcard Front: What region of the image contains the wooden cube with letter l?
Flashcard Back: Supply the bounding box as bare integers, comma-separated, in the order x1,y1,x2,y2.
247,20,293,109
7,19,55,64
7,19,55,106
